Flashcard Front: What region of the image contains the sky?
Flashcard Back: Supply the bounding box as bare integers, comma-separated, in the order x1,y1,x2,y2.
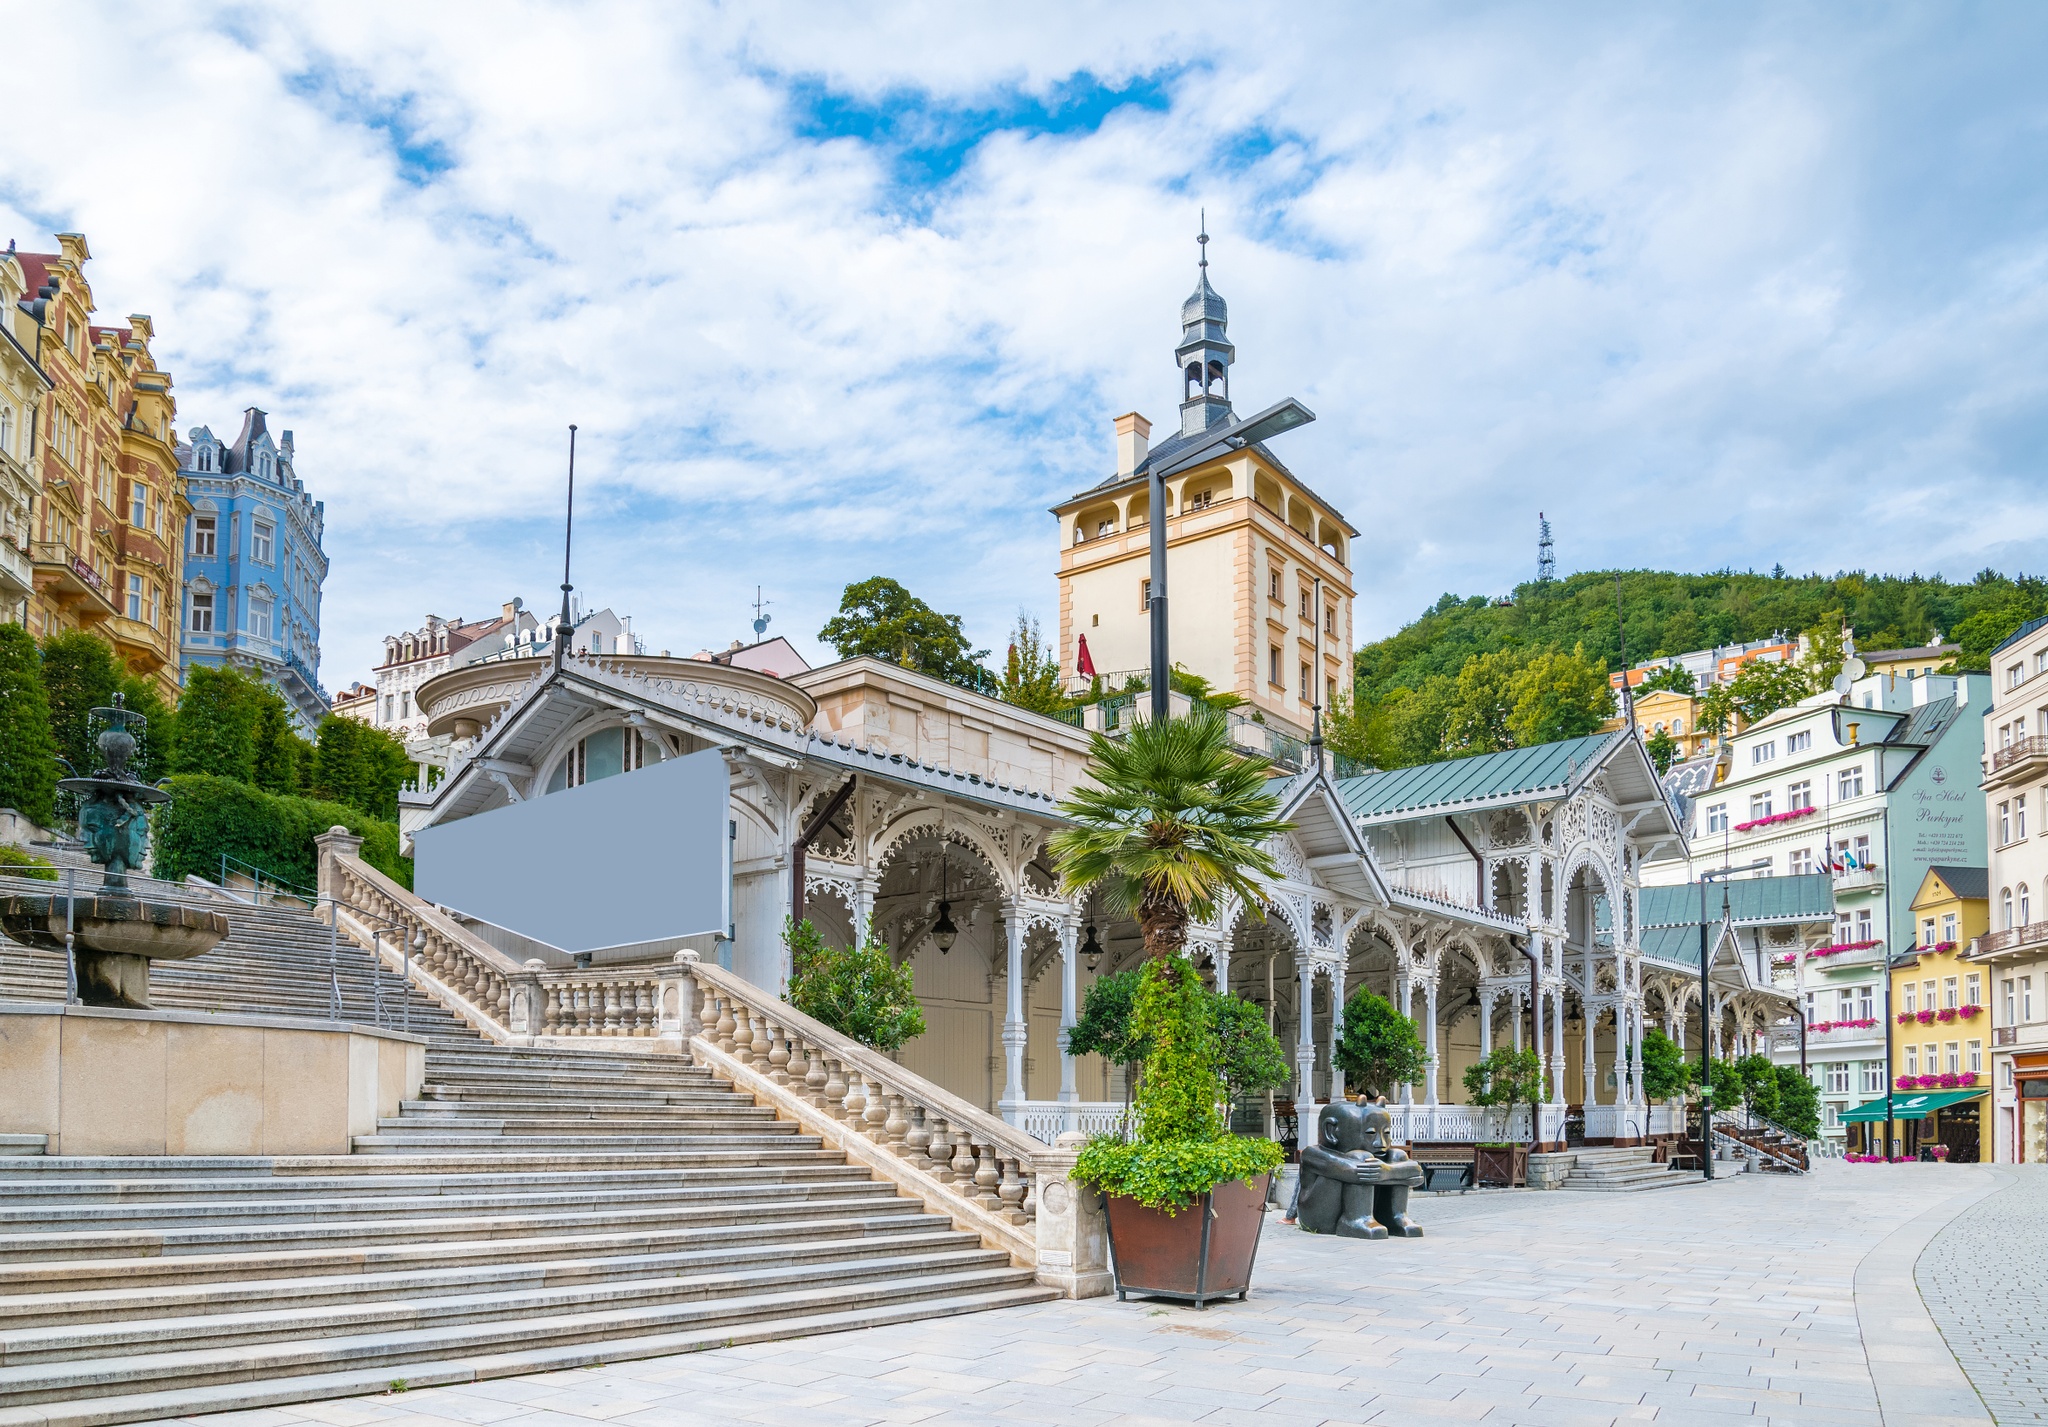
6,3,2047,687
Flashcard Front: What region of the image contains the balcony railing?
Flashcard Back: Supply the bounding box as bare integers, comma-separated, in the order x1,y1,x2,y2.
1978,921,2048,955
1996,1026,2019,1046
1991,735,2048,776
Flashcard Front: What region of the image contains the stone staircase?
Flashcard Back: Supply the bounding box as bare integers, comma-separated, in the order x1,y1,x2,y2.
1559,1146,1712,1192
0,882,1056,1426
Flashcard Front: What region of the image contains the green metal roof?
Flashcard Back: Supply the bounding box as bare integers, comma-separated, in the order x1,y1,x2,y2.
1335,732,1619,820
1639,924,1707,966
1639,875,1835,929
1839,1088,1985,1122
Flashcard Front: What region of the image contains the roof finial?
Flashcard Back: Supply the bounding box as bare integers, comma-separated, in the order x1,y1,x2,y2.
1197,209,1208,271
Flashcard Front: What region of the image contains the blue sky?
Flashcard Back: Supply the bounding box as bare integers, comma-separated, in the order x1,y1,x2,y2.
6,3,2047,686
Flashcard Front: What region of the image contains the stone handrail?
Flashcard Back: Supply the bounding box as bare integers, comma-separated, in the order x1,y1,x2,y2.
319,843,693,1053
680,956,1107,1297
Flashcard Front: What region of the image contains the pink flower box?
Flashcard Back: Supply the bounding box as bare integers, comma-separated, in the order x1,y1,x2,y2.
1897,1075,1917,1090
1917,1074,1943,1088
1897,1011,1915,1024
1936,1007,1958,1024
1732,806,1819,833
1938,1072,1960,1088
1807,939,1881,959
1916,1009,1936,1025
1959,1004,1984,1019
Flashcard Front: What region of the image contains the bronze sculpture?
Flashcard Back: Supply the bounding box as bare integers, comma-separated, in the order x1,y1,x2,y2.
1295,1100,1425,1239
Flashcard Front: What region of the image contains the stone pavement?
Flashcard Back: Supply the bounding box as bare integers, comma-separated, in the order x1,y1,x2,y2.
168,1162,2030,1427
1918,1166,2048,1423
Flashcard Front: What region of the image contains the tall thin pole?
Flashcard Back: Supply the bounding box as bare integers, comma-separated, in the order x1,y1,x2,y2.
1616,575,1634,729
1148,459,1169,722
555,424,578,667
1698,874,1712,1180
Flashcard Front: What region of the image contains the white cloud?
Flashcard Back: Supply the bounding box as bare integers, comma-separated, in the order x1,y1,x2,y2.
4,2,2045,688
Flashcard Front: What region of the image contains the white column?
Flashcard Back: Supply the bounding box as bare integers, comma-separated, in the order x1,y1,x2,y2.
853,876,877,946
1582,1002,1598,1108
1325,964,1347,1101
1292,956,1316,1121
1057,920,1079,1108
1479,989,1497,1057
1212,938,1231,995
1550,988,1567,1106
1423,980,1441,1105
999,910,1027,1117
1397,974,1415,1105
1630,1001,1647,1108
1512,988,1524,1053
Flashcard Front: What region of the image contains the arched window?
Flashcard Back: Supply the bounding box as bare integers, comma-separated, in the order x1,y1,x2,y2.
544,726,658,794
2002,888,2014,930
1184,362,1203,399
1206,359,1225,395
2023,884,2033,927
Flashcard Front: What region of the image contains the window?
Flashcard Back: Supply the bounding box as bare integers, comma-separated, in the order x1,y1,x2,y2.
1903,982,1918,1014
1324,606,1336,637
1185,487,1212,511
1943,913,1959,944
1752,741,1776,765
1861,1062,1884,1095
1299,590,1311,621
1858,984,1874,1021
2000,802,2012,845
1788,780,1813,811
1945,1042,1961,1074
1944,976,1959,1010
1804,991,1816,1022
2027,977,2037,1021
1787,730,1811,754
2008,978,2019,1025
1825,1063,1849,1095
148,582,159,629
1922,917,1937,947
2020,794,2030,841
2024,885,2034,925
1965,972,1980,1005
399,691,411,719
250,599,272,642
193,515,216,557
2004,888,2015,929
196,444,212,473
1269,646,1282,687
126,574,143,621
1789,848,1814,875
1838,766,1865,799
1269,571,1281,601
130,485,147,527
1923,979,1936,1010
1749,792,1773,819
1706,804,1728,835
1300,662,1311,700
1140,578,1150,610
190,592,213,633
0,405,11,456
1854,908,1873,942
1838,988,1855,1020
1968,1040,1982,1074
1326,676,1338,709
2010,662,2025,691
1906,1046,1919,1075
383,694,395,722
1837,911,1853,943
252,521,274,564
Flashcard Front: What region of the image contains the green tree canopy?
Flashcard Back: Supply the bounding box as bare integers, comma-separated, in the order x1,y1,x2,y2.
1049,711,1287,959
818,577,991,690
1065,968,1149,1067
1773,1065,1822,1140
1506,644,1615,746
39,630,122,778
1210,992,1291,1104
1636,663,1700,696
173,665,262,783
1644,727,1679,774
1333,987,1427,1099
1460,1047,1544,1143
308,715,414,821
996,610,1069,714
250,687,310,796
1639,1027,1694,1102
783,919,926,1053
0,624,58,825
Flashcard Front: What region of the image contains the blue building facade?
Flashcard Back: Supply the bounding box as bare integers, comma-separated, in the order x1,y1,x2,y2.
177,408,329,733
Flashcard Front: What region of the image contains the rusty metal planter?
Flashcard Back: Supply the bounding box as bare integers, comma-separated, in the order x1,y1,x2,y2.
1473,1144,1527,1187
1103,1173,1270,1309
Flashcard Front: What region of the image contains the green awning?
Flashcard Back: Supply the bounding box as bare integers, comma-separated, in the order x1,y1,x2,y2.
1839,1089,1985,1123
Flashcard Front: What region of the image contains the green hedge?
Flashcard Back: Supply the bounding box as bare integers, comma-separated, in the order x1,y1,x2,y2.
152,773,412,892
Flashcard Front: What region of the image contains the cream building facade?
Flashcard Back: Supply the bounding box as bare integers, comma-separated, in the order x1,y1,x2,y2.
1972,615,2048,1163
1051,255,1354,739
0,249,52,624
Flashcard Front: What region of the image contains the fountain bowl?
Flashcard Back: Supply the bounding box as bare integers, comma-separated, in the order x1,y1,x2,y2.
0,894,229,1008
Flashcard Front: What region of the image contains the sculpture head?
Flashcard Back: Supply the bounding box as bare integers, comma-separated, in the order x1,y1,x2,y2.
1359,1102,1397,1157
1317,1099,1372,1153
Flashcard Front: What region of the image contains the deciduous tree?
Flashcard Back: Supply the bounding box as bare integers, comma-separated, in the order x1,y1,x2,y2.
0,624,58,826
1333,987,1427,1099
818,577,990,690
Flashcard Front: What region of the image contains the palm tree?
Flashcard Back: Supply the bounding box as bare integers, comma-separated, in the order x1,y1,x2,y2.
1049,710,1291,960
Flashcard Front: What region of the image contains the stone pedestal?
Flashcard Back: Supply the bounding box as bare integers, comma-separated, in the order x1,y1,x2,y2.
1033,1133,1113,1298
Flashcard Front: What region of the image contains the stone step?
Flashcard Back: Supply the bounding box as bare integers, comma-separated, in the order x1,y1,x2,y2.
0,1221,977,1324
0,1264,1046,1407
0,1186,919,1263
0,1206,940,1297
0,1142,43,1160
0,1161,857,1205
0,1245,1013,1364
350,1131,813,1154
0,1284,1058,1427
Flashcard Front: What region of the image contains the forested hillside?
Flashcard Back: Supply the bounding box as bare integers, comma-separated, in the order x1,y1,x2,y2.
1333,568,2048,771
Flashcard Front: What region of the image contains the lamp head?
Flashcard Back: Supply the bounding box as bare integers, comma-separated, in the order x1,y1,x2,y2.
931,900,957,954
1080,923,1102,973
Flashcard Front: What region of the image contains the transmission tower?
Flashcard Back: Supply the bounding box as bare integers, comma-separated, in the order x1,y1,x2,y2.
1537,512,1556,583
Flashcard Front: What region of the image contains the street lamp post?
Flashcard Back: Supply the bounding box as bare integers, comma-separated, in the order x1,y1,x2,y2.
1698,858,1771,1179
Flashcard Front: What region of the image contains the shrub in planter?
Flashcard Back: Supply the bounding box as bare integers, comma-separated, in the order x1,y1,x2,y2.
782,918,925,1052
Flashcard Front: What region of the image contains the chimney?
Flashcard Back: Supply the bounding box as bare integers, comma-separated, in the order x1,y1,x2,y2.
1115,412,1151,479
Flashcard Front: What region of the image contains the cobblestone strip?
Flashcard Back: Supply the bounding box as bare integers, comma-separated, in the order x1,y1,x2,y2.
1917,1166,2048,1424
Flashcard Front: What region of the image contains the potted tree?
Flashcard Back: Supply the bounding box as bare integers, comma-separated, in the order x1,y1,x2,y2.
1053,711,1290,1308
783,919,926,1051
1333,987,1427,1102
1461,1048,1542,1186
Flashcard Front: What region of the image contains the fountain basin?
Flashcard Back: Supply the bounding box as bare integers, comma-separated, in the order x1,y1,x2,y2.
0,895,229,1008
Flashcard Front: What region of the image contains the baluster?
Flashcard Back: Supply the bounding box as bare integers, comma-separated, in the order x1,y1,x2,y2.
862,1079,890,1142
822,1057,849,1117
751,1013,775,1072
843,1068,867,1125
1021,1167,1038,1223
998,1157,1026,1223
603,982,623,1035
714,993,737,1053
904,1103,931,1163
804,1045,829,1108
973,1143,1001,1211
882,1092,909,1150
950,1128,977,1187
540,983,561,1036
767,1021,792,1085
732,1004,755,1064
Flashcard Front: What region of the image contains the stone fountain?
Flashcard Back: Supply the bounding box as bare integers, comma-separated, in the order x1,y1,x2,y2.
0,695,227,1008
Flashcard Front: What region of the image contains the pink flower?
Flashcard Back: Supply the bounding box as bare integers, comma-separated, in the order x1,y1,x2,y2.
1936,1007,1958,1024
1938,1072,1960,1089
1897,1075,1917,1090
1918,1074,1943,1088
1917,1009,1937,1025
1959,1005,1983,1019
1897,1011,1915,1024
1960,1071,1980,1086
1933,1145,1951,1160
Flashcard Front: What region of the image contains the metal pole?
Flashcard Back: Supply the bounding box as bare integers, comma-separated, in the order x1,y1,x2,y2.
1699,875,1713,1180
1147,461,1169,722
371,930,385,1028
63,866,77,1005
325,896,341,1023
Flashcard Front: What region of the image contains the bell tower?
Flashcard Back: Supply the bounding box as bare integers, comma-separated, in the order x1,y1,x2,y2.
1176,218,1234,437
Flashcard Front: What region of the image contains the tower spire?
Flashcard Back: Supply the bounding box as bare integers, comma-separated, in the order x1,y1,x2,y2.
1176,212,1234,438
1198,209,1208,271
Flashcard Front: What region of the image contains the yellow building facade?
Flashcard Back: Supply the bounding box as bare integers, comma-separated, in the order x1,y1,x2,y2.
1051,252,1355,739
0,250,54,624
1874,866,1992,1160
18,235,184,699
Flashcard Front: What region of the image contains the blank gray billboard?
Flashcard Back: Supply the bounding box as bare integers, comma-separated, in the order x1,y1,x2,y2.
414,747,729,955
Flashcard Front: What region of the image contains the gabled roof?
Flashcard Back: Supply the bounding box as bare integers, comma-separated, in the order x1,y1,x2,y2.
1884,695,1959,749
1274,770,1390,907
1921,865,1989,902
1639,915,1792,1001
1640,875,1835,929
1337,733,1618,821
1993,616,2048,659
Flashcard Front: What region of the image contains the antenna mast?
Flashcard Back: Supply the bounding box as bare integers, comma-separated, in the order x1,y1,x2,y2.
554,425,577,668
1538,512,1556,583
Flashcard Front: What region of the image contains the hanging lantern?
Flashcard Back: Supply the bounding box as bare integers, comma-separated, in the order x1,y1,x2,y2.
1081,923,1102,974
931,855,957,953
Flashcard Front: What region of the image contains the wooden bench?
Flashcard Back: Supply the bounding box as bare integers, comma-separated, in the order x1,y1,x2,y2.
1419,1161,1474,1194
